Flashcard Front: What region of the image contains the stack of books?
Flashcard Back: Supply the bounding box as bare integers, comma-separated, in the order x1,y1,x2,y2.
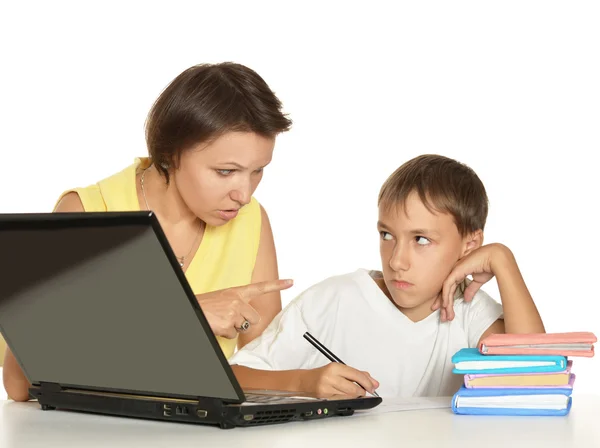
450,332,596,416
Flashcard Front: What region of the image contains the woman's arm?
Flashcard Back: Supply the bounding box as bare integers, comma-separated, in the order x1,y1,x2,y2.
237,205,283,349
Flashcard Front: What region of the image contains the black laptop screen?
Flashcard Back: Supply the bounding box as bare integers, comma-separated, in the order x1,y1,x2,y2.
0,214,242,402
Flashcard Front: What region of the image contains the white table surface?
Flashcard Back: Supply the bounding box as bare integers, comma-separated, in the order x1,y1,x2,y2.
1,395,599,447
1,368,599,448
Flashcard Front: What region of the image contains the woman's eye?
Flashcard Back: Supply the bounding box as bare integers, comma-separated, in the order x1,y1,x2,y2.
217,169,234,176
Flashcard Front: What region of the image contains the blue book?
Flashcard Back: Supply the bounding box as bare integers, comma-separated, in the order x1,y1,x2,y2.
452,348,568,374
451,385,572,416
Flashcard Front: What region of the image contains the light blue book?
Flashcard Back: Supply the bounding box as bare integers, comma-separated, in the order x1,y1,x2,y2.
452,348,568,374
451,385,572,416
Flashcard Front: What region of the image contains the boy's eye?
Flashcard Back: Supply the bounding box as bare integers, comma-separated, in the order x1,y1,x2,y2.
216,169,235,176
380,231,393,241
415,236,430,245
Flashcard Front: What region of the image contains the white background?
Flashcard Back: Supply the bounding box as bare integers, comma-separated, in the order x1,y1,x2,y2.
1,1,598,394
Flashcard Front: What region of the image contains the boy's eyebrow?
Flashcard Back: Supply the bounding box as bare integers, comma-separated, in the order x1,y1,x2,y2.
409,228,441,237
377,221,441,236
377,220,391,230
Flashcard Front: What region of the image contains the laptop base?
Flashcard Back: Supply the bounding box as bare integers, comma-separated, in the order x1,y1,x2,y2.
29,385,381,429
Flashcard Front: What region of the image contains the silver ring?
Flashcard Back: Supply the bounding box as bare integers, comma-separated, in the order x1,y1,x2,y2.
236,320,250,332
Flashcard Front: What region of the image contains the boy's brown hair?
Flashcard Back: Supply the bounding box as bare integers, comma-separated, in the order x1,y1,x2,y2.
378,154,489,237
145,62,292,183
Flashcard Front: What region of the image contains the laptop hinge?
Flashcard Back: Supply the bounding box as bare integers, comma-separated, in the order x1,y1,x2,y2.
38,382,64,393
219,399,240,406
198,397,243,409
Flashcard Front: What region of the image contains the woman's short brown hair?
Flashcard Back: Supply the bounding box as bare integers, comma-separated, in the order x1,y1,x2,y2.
378,154,489,236
145,62,292,183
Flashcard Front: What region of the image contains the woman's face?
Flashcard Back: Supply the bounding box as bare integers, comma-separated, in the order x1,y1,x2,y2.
173,131,275,226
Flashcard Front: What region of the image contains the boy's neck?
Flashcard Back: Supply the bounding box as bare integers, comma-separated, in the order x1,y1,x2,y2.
371,273,439,323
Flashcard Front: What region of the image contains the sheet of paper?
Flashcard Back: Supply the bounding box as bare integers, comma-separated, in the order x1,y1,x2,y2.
352,396,451,417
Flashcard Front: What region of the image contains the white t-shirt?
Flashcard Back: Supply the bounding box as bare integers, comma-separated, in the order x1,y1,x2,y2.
229,268,504,398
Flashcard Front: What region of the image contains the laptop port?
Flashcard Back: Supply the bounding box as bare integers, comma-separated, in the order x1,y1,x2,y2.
337,407,353,416
163,410,172,417
303,411,313,417
175,406,188,416
196,409,208,418
163,404,171,411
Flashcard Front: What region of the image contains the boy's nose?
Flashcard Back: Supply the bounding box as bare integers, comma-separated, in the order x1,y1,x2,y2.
389,244,410,272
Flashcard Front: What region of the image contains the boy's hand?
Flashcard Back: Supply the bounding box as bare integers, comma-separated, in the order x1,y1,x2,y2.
433,243,510,322
301,363,379,398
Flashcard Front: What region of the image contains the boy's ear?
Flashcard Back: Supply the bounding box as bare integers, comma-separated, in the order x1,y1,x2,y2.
462,229,483,256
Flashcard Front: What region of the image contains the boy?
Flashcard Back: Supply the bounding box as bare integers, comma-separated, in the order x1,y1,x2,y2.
229,154,545,398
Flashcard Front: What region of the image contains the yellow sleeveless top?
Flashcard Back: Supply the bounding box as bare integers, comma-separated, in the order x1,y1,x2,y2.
56,157,261,359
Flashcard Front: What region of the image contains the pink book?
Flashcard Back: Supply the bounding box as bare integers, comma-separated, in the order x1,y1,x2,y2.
464,361,576,388
478,332,596,357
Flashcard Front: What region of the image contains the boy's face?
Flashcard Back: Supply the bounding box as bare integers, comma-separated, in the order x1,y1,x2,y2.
377,192,475,321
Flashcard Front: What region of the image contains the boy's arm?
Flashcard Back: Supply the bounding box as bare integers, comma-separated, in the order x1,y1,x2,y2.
229,298,379,397
231,365,305,391
232,364,379,398
484,245,545,335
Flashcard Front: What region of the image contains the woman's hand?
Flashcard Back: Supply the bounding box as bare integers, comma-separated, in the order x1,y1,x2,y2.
195,279,293,338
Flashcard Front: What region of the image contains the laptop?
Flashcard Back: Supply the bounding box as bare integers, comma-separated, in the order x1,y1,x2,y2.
0,211,381,429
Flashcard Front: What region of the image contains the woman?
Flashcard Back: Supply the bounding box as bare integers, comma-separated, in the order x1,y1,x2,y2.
2,62,294,401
